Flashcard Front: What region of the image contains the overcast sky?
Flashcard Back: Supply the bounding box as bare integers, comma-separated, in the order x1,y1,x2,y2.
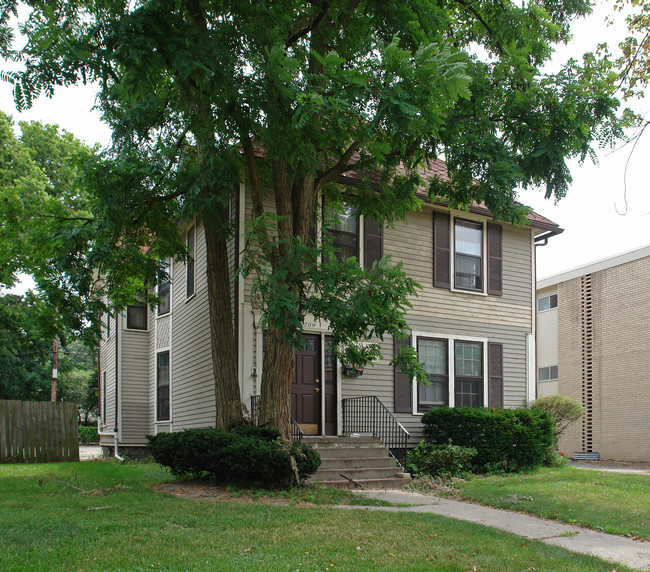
1,2,648,286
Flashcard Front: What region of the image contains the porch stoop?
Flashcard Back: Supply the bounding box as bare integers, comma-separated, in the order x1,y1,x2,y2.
304,436,411,490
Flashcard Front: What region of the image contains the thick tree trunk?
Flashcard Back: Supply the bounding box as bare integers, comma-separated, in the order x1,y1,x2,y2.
259,326,295,441
204,212,243,430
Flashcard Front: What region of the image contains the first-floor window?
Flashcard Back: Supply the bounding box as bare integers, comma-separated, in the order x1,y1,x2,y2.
156,351,170,421
417,337,448,410
538,365,558,381
102,371,107,425
416,337,485,411
455,341,483,407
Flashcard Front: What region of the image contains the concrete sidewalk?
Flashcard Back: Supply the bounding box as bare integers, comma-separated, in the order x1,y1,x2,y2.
337,490,650,571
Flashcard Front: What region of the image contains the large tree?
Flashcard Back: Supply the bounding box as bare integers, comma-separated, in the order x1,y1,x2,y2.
1,0,628,438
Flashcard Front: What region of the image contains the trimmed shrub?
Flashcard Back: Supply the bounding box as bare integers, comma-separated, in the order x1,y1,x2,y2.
421,407,553,473
406,440,477,478
228,423,281,442
79,425,99,444
147,428,320,487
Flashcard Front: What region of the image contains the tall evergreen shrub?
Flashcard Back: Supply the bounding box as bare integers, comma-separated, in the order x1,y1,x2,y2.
421,407,553,473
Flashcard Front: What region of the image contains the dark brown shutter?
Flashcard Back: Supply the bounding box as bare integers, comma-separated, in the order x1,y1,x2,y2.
487,342,503,408
433,211,450,288
364,217,383,268
394,334,413,413
487,222,502,296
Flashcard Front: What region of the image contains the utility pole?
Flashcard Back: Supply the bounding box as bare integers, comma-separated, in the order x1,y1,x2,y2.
51,337,58,402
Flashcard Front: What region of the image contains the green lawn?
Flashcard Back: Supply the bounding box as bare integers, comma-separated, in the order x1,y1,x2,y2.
0,461,633,571
453,466,649,540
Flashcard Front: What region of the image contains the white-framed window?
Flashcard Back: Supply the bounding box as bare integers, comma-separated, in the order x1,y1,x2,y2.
412,332,488,414
323,202,383,268
326,203,359,263
186,224,195,298
434,212,502,296
126,292,147,330
101,371,107,425
538,294,558,312
157,259,171,316
454,219,483,291
156,351,170,421
538,365,558,382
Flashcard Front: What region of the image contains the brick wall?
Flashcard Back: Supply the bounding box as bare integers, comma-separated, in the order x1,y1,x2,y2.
556,257,650,461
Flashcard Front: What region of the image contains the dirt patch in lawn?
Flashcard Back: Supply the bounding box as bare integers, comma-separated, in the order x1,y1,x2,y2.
154,480,316,505
570,460,650,470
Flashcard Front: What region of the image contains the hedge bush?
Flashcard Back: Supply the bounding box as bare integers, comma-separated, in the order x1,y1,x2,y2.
79,425,99,444
147,426,320,487
421,407,553,473
406,440,477,478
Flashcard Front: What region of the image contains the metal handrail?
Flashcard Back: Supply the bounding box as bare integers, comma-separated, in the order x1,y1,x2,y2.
249,395,303,441
342,396,410,470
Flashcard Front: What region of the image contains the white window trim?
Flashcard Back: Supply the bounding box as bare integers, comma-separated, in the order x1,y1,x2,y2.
449,214,488,296
155,347,172,424
411,331,489,416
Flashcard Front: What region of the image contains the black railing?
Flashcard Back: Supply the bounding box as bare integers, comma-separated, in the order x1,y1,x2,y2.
250,395,303,441
342,396,410,470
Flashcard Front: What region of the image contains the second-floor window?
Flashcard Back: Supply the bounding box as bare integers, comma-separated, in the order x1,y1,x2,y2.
324,202,383,267
126,293,147,330
433,211,502,296
186,225,195,298
538,294,558,312
326,204,359,263
158,259,171,316
454,219,483,291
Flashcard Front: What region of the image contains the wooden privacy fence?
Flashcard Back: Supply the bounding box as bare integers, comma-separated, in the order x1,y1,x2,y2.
0,400,79,463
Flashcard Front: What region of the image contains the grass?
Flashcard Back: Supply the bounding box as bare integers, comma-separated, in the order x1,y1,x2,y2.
0,460,634,571
453,466,650,540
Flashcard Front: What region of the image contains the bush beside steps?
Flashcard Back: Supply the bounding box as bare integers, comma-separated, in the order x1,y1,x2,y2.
147,424,321,487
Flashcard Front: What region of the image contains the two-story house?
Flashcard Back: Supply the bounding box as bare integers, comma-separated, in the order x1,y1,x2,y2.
98,163,561,459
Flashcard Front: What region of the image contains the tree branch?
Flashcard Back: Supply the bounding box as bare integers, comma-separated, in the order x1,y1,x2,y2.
455,0,505,57
285,3,329,48
315,139,362,189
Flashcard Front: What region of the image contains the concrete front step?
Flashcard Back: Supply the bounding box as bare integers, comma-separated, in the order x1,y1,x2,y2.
319,456,398,470
304,436,409,489
313,477,409,490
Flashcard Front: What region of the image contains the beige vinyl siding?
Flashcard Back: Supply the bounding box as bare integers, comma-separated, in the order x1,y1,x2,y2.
167,218,217,429
119,324,151,444
384,208,533,330
98,315,117,447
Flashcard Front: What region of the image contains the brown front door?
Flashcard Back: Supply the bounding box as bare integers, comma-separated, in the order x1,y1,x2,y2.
291,334,321,435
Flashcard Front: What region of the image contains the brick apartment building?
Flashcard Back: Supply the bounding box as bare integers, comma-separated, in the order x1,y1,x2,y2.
536,245,650,462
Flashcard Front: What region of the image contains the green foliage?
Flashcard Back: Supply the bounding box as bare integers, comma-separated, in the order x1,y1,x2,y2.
146,427,320,486
406,440,477,478
0,0,634,434
78,424,99,444
0,292,52,400
530,394,584,443
421,407,553,473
